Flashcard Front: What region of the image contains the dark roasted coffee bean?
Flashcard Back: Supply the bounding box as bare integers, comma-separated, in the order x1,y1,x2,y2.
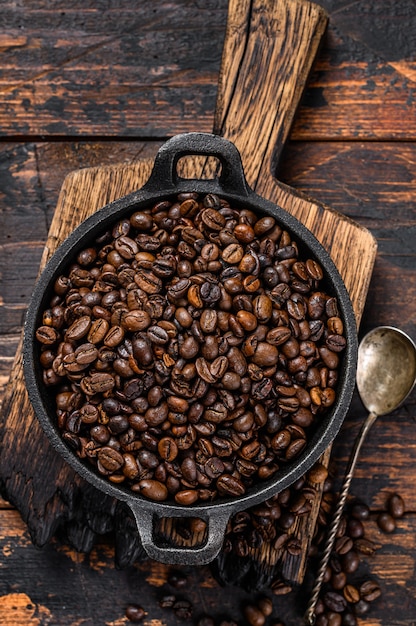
341,550,360,574
217,474,245,496
341,614,357,626
387,493,405,518
350,501,370,520
159,594,177,609
36,326,59,346
65,316,92,341
173,599,193,619
335,535,353,555
243,604,265,626
377,511,396,533
97,447,124,472
323,591,347,613
125,604,146,623
359,580,381,603
201,207,226,230
168,570,188,589
74,343,98,365
121,310,151,332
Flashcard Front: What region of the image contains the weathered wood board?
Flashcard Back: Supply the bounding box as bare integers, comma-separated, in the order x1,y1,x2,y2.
0,0,377,585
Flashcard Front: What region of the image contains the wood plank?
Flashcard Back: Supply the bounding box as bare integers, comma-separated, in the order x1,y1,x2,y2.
0,503,415,625
0,1,414,139
0,0,227,137
293,19,416,140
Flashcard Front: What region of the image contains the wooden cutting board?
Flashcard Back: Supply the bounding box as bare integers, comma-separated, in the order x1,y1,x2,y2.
0,0,377,585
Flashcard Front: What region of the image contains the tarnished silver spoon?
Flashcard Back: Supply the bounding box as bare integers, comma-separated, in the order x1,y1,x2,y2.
304,326,416,625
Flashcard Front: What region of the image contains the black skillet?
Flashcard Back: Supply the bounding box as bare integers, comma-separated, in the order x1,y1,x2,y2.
23,132,357,565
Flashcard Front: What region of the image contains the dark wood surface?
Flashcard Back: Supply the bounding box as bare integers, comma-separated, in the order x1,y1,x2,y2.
0,1,415,625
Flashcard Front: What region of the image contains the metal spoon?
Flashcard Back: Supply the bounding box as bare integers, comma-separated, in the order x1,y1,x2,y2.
304,326,416,625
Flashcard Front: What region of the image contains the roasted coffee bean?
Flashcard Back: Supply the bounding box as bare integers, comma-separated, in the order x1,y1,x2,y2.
65,315,92,341
350,501,370,520
343,584,360,604
97,447,124,472
377,511,396,533
158,437,178,462
270,580,293,596
341,550,360,574
125,604,146,622
158,594,177,609
323,591,347,613
243,604,266,626
167,570,188,589
335,535,353,555
359,580,381,603
173,599,193,619
217,474,245,496
257,596,273,617
137,479,168,501
36,191,347,505
387,493,405,518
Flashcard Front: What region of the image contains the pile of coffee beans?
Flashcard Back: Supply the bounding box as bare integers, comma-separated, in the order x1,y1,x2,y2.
214,468,403,624
122,486,406,624
307,494,383,626
35,191,347,503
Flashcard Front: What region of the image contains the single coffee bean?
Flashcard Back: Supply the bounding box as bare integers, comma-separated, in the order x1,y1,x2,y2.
125,604,146,623
257,596,273,617
343,584,360,604
323,591,347,613
36,325,59,345
243,604,265,626
350,501,370,520
217,474,245,496
65,315,91,341
359,580,381,603
138,479,168,501
377,511,396,533
173,599,193,620
97,447,124,472
157,437,178,462
387,493,405,518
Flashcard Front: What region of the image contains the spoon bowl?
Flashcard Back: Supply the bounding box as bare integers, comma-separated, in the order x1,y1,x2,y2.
357,325,416,417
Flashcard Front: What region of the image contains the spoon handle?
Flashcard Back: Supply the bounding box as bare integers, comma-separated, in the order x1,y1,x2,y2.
304,411,378,625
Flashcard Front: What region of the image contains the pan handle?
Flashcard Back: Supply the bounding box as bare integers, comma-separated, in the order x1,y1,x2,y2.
142,132,252,198
128,502,230,566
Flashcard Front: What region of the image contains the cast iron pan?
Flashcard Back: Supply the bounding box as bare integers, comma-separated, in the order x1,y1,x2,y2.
23,132,357,565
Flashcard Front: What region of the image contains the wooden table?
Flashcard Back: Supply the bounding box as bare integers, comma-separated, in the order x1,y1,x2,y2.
0,1,415,624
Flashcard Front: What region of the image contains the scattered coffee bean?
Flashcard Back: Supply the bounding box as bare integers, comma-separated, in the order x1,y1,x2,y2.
377,511,396,533
243,603,266,626
125,604,146,622
387,493,405,519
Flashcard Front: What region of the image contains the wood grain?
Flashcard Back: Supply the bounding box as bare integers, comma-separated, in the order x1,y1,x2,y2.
0,0,414,140
0,0,377,588
0,0,416,624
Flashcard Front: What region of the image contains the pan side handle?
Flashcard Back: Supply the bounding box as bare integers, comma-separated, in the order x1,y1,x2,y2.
128,503,230,566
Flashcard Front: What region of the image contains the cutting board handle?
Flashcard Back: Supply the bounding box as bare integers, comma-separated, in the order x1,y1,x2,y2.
214,0,328,194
